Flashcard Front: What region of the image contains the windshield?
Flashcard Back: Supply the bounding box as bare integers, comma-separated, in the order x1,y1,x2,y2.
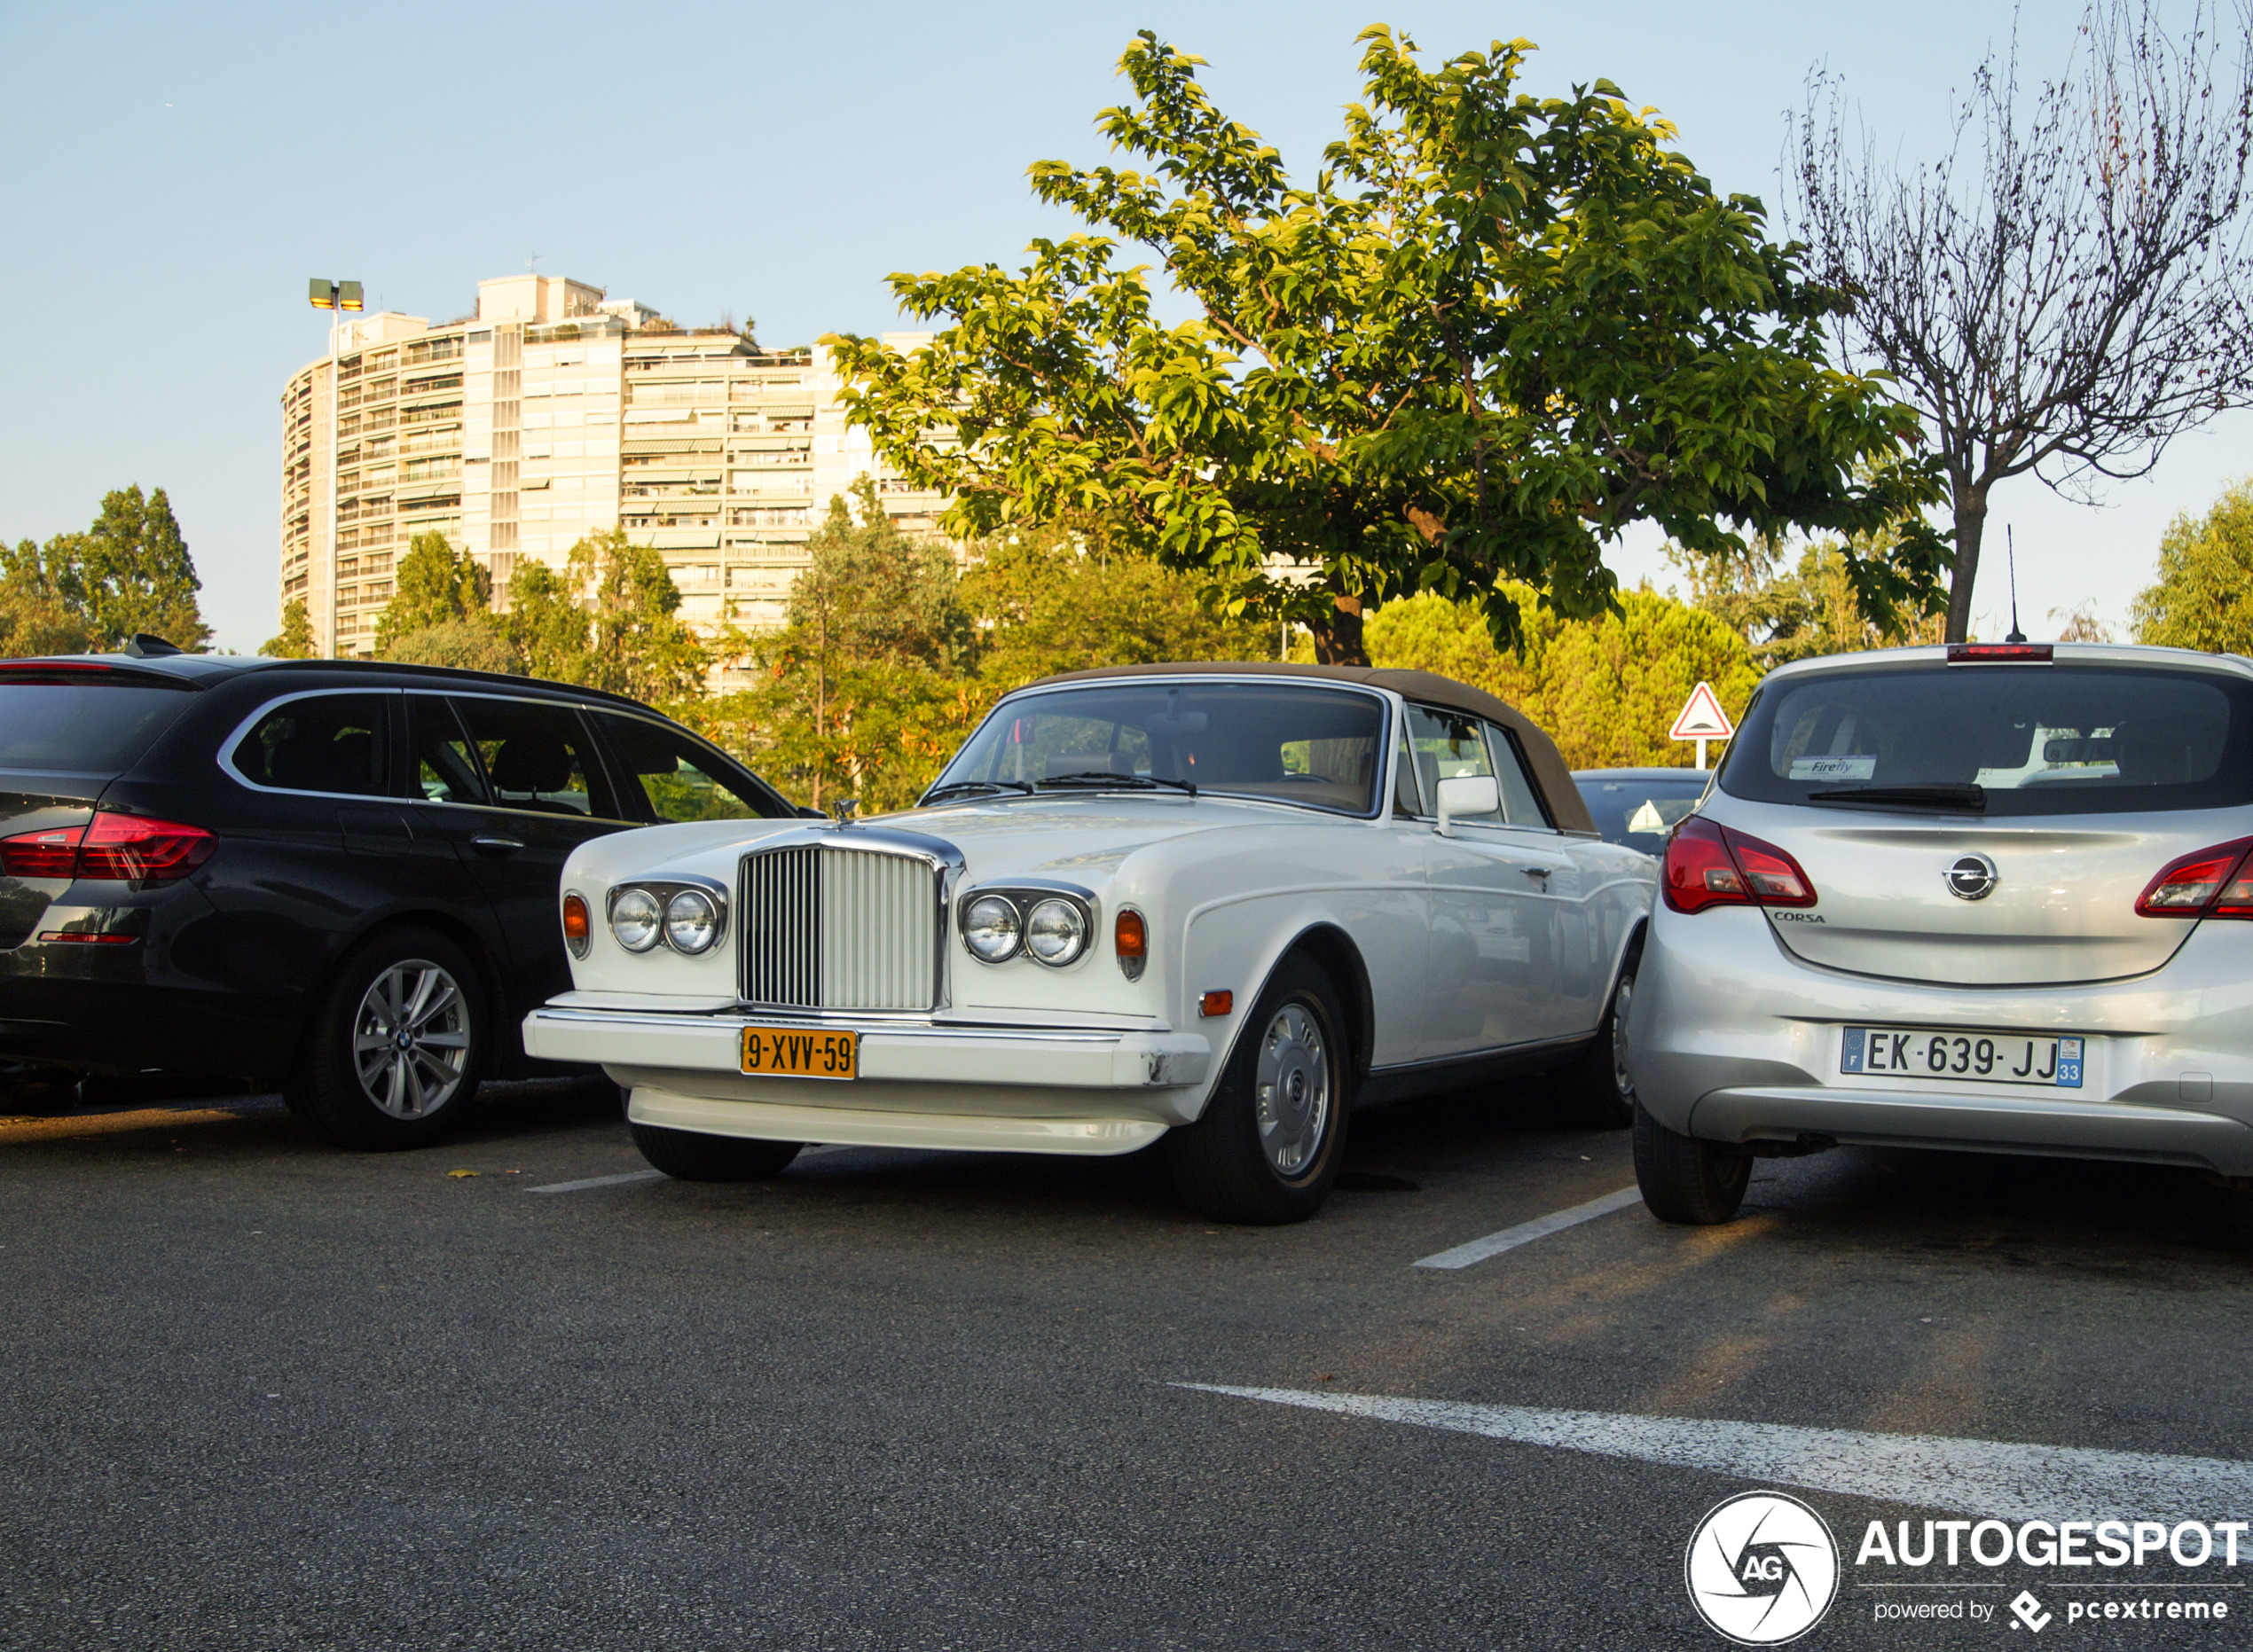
0,679,195,773
1723,662,2253,816
1577,773,1708,849
931,681,1388,815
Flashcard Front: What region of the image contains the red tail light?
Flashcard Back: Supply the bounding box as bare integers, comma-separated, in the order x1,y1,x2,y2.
2136,838,2253,918
1663,818,1818,914
0,813,216,882
0,826,82,878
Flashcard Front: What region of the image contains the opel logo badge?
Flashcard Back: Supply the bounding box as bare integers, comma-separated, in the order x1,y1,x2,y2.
1944,853,1998,901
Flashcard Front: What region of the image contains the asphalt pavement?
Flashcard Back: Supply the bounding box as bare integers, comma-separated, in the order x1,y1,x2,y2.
4,1072,2250,1651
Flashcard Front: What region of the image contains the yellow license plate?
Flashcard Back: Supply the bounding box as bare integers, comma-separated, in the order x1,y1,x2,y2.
740,1025,857,1080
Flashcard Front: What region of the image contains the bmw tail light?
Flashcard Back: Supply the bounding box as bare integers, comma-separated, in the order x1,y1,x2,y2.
2136,838,2253,918
1663,818,1817,914
74,814,216,881
0,826,83,878
1,813,216,882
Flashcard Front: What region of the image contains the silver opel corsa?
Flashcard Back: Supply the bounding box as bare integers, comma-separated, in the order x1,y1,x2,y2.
1627,640,2253,1224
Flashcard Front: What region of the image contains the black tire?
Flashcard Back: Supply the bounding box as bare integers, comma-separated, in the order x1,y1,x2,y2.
1633,1101,1751,1225
1166,956,1350,1225
631,1123,802,1182
1556,951,1639,1131
287,927,486,1151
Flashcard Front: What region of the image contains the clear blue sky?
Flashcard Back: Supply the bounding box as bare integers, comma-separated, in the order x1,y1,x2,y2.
2,0,2243,652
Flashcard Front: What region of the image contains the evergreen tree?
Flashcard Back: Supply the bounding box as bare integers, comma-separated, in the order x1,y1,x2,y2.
258,596,317,659
373,532,494,654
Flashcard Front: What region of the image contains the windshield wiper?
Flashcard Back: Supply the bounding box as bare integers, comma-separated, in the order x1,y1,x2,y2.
921,779,1036,804
1037,772,1197,796
1806,783,1986,811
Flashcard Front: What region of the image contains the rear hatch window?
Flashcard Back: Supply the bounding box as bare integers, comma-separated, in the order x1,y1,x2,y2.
1723,662,2252,816
0,672,197,774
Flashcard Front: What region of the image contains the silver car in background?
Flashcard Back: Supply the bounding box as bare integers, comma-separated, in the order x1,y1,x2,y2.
1629,641,2253,1224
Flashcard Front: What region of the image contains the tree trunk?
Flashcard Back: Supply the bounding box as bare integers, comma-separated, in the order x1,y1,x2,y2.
1945,482,1988,645
1309,593,1370,666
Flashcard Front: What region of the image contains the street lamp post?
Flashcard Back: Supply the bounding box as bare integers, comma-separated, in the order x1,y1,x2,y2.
309,279,365,659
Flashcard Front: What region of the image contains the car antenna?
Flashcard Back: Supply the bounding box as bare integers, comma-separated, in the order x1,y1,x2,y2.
2003,527,2029,644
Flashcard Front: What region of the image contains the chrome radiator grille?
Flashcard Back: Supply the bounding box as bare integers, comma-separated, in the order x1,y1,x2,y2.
739,844,941,1012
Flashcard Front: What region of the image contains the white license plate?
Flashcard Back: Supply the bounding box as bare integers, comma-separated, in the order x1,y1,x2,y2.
1841,1027,2084,1089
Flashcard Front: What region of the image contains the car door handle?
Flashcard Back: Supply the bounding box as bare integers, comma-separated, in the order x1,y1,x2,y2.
471,834,526,857
1520,865,1551,884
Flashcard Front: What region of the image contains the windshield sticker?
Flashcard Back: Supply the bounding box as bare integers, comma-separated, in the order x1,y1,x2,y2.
1790,756,1877,782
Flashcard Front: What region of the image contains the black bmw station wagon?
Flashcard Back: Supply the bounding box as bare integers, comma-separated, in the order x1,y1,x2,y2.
0,649,806,1147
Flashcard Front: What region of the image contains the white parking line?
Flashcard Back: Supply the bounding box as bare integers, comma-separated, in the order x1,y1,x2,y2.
1411,1186,1643,1269
525,1170,668,1194
1178,1385,2253,1523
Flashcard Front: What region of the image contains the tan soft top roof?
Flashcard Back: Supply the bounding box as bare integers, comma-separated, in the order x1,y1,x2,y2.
1033,661,1595,834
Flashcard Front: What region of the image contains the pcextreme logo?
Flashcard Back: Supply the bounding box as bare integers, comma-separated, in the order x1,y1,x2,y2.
1685,1491,1842,1645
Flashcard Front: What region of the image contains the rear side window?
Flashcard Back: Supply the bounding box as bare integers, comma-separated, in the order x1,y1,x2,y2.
593,711,781,822
1724,664,2253,816
0,679,194,773
451,697,616,818
232,694,389,795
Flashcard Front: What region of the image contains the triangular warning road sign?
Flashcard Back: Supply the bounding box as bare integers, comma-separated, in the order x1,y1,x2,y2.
1669,681,1735,741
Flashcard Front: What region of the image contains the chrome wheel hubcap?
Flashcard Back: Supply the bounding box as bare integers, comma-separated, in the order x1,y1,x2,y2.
1611,975,1636,1100
352,959,469,1119
1254,1002,1331,1178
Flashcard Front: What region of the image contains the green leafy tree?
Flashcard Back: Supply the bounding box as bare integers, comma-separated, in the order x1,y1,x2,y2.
0,536,98,657
1676,536,1946,666
373,532,494,654
52,487,209,651
259,596,317,659
708,486,973,812
501,560,592,683
1354,587,1759,770
382,618,516,674
2133,481,2253,653
963,526,1268,693
572,528,709,703
2,488,208,655
828,27,1944,666
498,529,706,701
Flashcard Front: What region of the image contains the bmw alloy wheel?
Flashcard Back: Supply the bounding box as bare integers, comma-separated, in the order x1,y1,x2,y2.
1254,1004,1331,1178
351,959,471,1118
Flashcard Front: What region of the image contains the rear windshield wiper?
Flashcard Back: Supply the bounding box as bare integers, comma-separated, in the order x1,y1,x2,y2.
921,779,1036,803
1805,783,1986,811
1037,772,1197,796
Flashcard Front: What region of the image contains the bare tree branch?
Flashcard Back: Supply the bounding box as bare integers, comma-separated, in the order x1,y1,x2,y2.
1789,0,2253,640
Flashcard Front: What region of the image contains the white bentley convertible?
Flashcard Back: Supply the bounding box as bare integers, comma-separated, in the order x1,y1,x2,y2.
522,665,1657,1223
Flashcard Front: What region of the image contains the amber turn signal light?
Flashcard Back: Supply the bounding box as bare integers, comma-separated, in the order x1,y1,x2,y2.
1114,911,1146,958
1199,990,1233,1017
562,892,591,958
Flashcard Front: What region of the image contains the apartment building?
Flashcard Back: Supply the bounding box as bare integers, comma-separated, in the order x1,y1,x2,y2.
279,273,944,675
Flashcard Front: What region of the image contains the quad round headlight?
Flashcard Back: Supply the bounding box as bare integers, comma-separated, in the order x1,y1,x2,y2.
665,889,719,954
1025,897,1089,966
610,887,662,952
962,894,1022,962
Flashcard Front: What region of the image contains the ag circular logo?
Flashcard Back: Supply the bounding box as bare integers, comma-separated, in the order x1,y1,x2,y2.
1684,1491,1840,1645
1944,853,1999,901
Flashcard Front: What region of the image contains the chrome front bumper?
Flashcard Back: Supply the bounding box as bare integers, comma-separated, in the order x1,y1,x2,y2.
520,1003,1218,1155
1629,908,2253,1175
